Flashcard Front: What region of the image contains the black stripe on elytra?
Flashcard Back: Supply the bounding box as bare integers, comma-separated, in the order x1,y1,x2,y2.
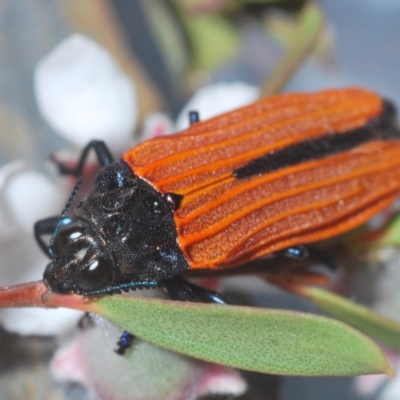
233,100,399,180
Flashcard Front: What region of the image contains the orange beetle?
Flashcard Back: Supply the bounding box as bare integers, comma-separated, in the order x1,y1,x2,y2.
35,87,400,301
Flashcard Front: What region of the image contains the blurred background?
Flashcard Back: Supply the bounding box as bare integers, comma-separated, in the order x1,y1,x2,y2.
1,0,400,399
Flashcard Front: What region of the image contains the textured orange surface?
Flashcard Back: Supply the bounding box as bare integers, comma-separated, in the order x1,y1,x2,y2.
123,88,400,269
124,88,382,194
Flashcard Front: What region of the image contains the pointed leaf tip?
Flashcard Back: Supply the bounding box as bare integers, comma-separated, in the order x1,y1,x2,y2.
295,285,400,354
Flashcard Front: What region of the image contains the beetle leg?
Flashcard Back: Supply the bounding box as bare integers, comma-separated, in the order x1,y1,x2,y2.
160,276,230,304
189,110,200,125
283,245,310,260
283,245,336,271
160,276,200,302
187,283,230,304
52,140,113,176
113,276,229,355
34,216,60,257
78,312,94,329
115,331,135,355
77,313,134,356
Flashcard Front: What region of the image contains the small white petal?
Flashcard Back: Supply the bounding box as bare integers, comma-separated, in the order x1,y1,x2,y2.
141,112,174,140
0,161,27,239
175,82,260,131
0,307,82,336
0,231,83,336
0,160,25,189
3,169,65,232
35,34,137,152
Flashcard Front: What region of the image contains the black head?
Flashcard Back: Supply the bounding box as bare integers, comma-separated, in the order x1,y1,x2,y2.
43,161,189,295
43,218,114,294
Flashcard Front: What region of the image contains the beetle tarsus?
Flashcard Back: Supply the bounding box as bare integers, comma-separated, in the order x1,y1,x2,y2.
115,331,135,355
189,110,200,125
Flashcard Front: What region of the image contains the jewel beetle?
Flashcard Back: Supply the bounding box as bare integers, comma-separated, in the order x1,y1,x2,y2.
35,87,400,303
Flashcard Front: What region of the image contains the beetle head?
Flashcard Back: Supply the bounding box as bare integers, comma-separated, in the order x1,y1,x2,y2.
43,218,114,294
42,161,190,295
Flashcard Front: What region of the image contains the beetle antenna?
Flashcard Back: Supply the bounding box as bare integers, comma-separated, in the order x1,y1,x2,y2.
61,178,83,219
49,178,83,252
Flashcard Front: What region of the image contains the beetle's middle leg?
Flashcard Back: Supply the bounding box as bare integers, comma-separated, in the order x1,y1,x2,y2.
115,276,229,355
160,276,229,304
283,245,337,271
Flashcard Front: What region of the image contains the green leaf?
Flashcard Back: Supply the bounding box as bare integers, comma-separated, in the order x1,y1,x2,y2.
0,281,392,376
262,3,324,95
294,285,400,351
94,295,392,376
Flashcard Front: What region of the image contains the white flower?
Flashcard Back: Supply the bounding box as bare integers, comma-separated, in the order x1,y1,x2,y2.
175,82,259,131
0,164,83,335
34,34,137,153
141,112,174,141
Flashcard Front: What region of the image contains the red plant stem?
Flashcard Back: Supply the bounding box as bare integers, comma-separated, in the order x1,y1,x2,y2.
0,280,97,312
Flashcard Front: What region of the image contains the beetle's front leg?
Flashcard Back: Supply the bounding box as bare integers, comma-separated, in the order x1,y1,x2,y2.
52,139,113,176
34,216,60,257
114,277,229,355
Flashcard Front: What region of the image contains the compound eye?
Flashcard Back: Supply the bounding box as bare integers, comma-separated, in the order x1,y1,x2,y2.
53,221,86,255
74,257,112,292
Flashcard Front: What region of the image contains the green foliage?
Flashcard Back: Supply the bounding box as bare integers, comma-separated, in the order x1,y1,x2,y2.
296,286,400,351
92,295,392,376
